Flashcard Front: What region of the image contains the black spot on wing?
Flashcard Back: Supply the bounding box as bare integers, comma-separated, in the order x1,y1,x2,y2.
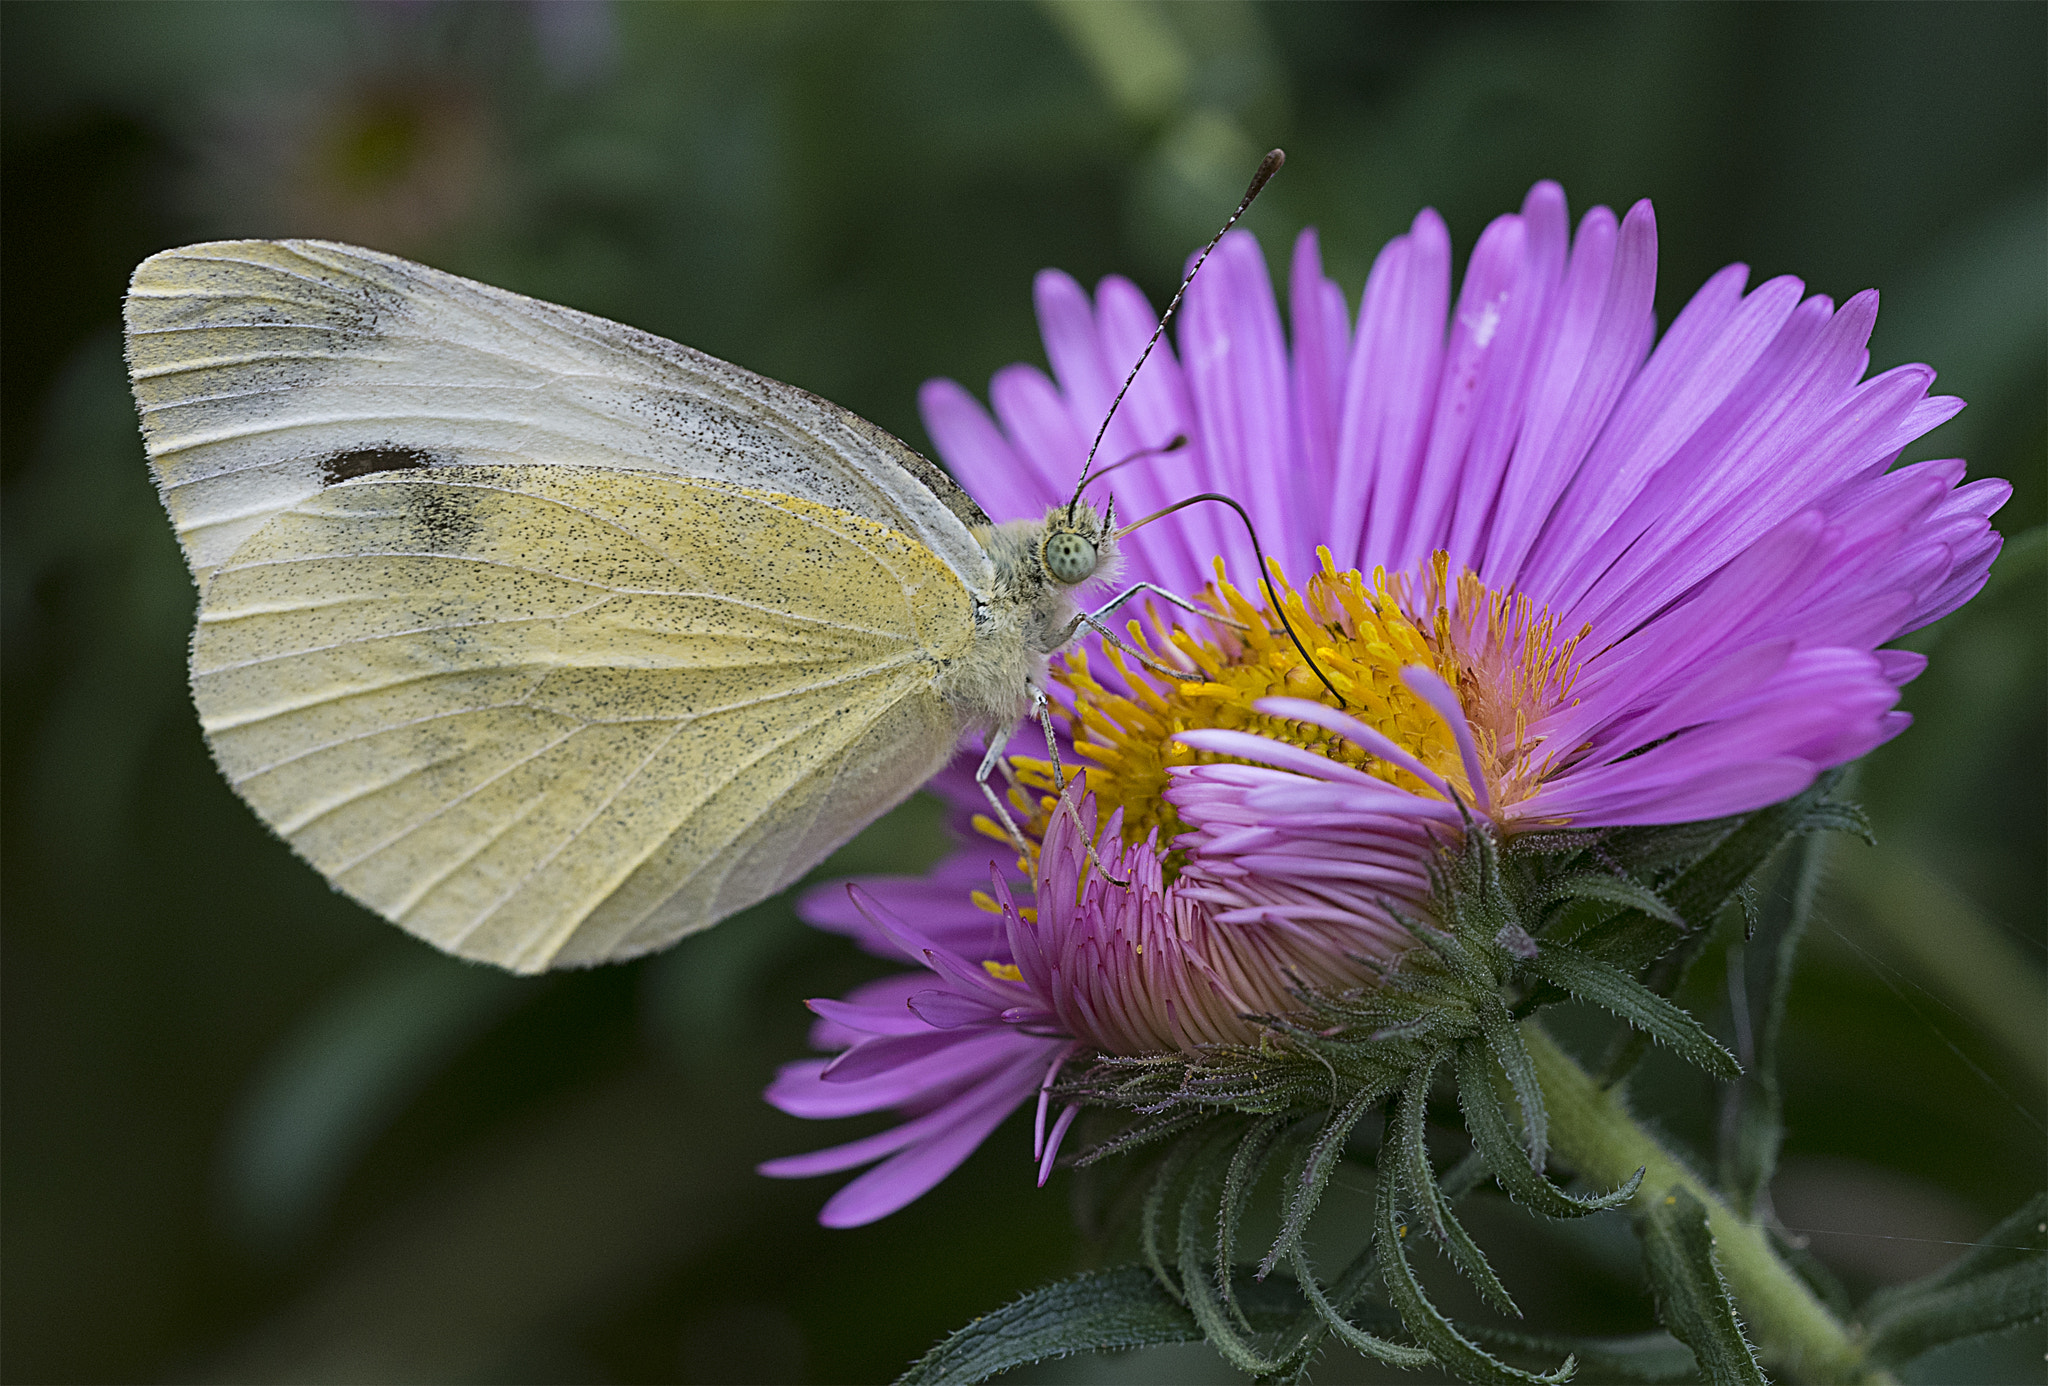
403,479,486,554
321,446,438,484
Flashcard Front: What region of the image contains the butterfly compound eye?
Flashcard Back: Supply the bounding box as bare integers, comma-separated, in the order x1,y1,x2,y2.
1043,531,1098,585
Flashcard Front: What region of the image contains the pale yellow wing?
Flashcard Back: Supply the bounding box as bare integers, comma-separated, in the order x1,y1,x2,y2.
125,240,993,592
193,464,975,972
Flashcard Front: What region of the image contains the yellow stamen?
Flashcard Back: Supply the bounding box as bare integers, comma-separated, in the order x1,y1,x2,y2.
982,960,1023,982
1056,552,1464,860
1053,550,1585,866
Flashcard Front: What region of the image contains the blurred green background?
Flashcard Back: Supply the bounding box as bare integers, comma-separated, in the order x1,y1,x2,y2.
2,3,2041,1382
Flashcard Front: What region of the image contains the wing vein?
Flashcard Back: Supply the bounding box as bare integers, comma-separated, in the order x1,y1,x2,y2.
234,695,552,780
447,719,692,954
537,669,928,961
128,323,368,338
208,549,913,640
320,720,584,876
388,793,555,921
148,412,593,455
130,352,395,380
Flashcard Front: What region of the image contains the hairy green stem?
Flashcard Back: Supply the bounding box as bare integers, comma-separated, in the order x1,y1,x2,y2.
1524,1022,1893,1385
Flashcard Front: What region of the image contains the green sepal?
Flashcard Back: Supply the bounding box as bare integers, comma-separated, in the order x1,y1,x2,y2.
1532,943,1741,1080
1267,1238,1416,1374
1072,1108,1205,1167
1539,871,1683,926
1138,1126,1213,1300
1394,904,1495,989
1787,799,1871,844
1635,1187,1766,1386
1600,818,1743,879
1392,1048,1521,1318
1437,1144,1493,1201
1260,1084,1380,1277
1390,1048,1452,1240
1178,1149,1290,1377
1504,827,1611,859
1863,1191,2048,1367
1287,1240,1436,1369
1376,1181,1577,1385
1718,821,1831,1214
1468,1328,1697,1383
893,1265,1303,1386
1454,1039,1642,1219
1215,1114,1290,1331
1571,773,1851,975
1477,996,1550,1167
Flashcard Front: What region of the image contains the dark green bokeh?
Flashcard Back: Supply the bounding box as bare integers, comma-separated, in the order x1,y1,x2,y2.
3,4,2040,1382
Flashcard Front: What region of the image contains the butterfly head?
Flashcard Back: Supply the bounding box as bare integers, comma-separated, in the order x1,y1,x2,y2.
1039,498,1119,588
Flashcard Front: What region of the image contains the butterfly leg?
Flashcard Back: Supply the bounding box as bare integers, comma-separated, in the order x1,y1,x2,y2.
1091,581,1249,632
1071,610,1204,685
1026,685,1134,890
971,699,1133,891
974,729,1036,866
1031,685,1067,794
1057,584,1240,688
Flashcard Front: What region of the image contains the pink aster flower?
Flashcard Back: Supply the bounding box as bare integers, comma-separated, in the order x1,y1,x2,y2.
760,181,2008,1226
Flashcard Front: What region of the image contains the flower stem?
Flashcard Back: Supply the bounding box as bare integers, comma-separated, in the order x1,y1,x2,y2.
1523,1021,1893,1385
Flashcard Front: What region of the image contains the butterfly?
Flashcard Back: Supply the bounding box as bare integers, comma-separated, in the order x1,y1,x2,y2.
123,239,1145,972
124,159,1282,975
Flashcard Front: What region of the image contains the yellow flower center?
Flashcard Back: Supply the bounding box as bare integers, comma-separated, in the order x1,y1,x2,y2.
1039,549,1590,866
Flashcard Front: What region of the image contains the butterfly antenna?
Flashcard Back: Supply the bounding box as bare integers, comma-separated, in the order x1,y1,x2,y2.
1065,149,1285,521
1114,491,1348,708
1085,433,1188,489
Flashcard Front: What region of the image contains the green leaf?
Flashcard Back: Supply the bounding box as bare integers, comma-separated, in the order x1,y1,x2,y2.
1533,944,1741,1080
1868,1255,2048,1367
1376,1183,1577,1385
1635,1188,1767,1386
1864,1192,2048,1366
1908,1191,2048,1289
1455,1040,1642,1220
894,1265,1302,1386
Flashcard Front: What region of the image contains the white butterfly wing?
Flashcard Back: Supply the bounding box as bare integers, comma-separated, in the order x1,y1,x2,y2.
193,465,975,971
125,239,994,593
